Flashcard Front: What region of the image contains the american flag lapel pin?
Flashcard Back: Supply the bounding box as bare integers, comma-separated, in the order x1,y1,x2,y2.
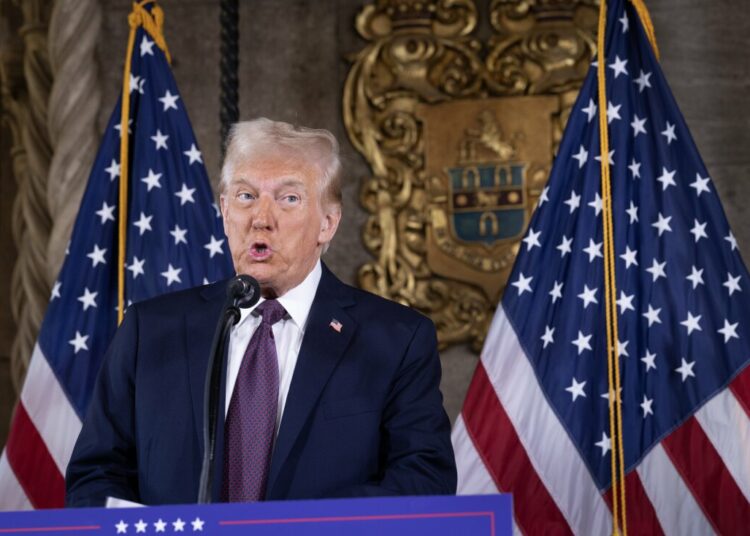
329,318,342,333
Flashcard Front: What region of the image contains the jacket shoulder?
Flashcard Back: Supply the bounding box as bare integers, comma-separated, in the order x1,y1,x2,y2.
129,279,226,318
349,285,429,324
321,264,432,328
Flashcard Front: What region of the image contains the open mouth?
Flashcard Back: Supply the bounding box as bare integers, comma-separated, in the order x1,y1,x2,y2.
249,242,272,260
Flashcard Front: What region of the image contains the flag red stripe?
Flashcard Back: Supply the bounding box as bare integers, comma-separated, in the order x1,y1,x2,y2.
463,363,573,535
5,403,65,509
661,417,750,534
602,471,664,535
729,365,750,420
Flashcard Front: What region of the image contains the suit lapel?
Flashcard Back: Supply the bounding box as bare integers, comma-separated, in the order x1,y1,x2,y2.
185,281,229,453
267,266,357,495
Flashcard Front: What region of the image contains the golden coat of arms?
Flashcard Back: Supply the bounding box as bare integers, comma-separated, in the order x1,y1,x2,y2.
344,0,598,350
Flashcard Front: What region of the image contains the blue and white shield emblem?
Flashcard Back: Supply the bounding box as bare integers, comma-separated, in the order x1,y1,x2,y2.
447,163,526,245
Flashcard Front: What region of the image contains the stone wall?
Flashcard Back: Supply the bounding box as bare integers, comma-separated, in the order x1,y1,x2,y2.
0,0,748,443
0,107,19,447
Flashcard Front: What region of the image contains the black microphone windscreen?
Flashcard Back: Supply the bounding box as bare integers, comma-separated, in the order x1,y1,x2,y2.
226,275,260,309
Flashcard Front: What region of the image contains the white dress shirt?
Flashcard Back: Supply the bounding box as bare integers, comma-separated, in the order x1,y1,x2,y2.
224,260,322,434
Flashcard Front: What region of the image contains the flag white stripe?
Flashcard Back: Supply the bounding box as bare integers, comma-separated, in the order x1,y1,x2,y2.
482,305,611,535
453,415,522,536
453,415,499,495
0,452,32,510
20,344,82,476
694,389,750,502
636,443,715,536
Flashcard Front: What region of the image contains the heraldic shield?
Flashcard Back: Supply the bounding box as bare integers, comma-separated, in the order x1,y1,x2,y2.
448,161,526,245
344,0,598,350
423,98,558,309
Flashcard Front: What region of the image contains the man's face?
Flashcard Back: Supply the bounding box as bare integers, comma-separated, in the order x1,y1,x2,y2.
220,151,341,297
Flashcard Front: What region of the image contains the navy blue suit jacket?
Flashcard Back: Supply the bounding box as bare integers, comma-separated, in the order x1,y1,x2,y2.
66,265,456,505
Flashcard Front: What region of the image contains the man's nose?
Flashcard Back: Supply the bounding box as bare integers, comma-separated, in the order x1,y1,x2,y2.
251,195,274,230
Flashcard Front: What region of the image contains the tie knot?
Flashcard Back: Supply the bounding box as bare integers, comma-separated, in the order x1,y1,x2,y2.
256,299,286,326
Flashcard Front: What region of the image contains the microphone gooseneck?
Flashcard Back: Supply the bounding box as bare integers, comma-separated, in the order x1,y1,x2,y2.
197,274,261,503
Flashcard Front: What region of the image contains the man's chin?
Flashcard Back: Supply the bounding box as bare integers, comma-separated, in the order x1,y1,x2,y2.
238,264,272,281
237,263,279,290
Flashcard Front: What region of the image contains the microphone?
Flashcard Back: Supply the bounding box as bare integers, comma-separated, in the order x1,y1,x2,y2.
197,273,261,503
226,274,260,309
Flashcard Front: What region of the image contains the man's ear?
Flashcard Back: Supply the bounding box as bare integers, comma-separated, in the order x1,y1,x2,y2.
219,194,227,218
219,194,229,231
319,204,342,245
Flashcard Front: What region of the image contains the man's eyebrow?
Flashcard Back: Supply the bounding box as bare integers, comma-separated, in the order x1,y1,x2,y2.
228,178,253,188
228,177,309,196
276,178,307,190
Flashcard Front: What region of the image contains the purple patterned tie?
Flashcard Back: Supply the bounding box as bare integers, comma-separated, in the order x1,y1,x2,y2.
222,299,286,502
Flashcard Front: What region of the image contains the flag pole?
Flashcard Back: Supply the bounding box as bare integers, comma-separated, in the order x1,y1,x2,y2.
596,0,628,533
117,0,172,324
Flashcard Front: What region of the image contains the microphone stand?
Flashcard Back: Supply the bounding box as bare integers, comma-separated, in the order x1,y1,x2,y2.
197,276,259,503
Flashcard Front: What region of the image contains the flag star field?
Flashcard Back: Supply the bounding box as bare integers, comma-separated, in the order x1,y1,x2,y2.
40,28,234,420
502,1,750,491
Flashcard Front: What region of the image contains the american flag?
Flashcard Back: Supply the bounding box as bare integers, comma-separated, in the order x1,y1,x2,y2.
0,10,233,509
452,0,750,533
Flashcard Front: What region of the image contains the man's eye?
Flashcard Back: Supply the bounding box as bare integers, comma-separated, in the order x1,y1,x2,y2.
237,192,254,201
283,194,300,203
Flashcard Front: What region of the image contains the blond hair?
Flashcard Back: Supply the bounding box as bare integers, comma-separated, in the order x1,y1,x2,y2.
220,118,342,208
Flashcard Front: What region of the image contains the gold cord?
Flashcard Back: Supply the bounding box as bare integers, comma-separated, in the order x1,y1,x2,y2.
630,0,660,60
597,0,627,533
117,0,171,324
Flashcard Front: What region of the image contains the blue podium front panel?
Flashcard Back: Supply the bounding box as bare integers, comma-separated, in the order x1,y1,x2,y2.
0,495,511,535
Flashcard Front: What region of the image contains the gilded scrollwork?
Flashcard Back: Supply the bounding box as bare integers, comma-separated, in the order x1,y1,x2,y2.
344,0,597,351
355,0,477,41
487,0,598,95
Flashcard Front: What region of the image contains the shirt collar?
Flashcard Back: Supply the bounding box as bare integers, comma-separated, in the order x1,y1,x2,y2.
236,260,322,331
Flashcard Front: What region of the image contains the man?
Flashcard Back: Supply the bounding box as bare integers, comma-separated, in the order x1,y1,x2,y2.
66,118,456,505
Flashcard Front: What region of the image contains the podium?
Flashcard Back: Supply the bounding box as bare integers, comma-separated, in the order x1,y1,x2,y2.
0,495,511,535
